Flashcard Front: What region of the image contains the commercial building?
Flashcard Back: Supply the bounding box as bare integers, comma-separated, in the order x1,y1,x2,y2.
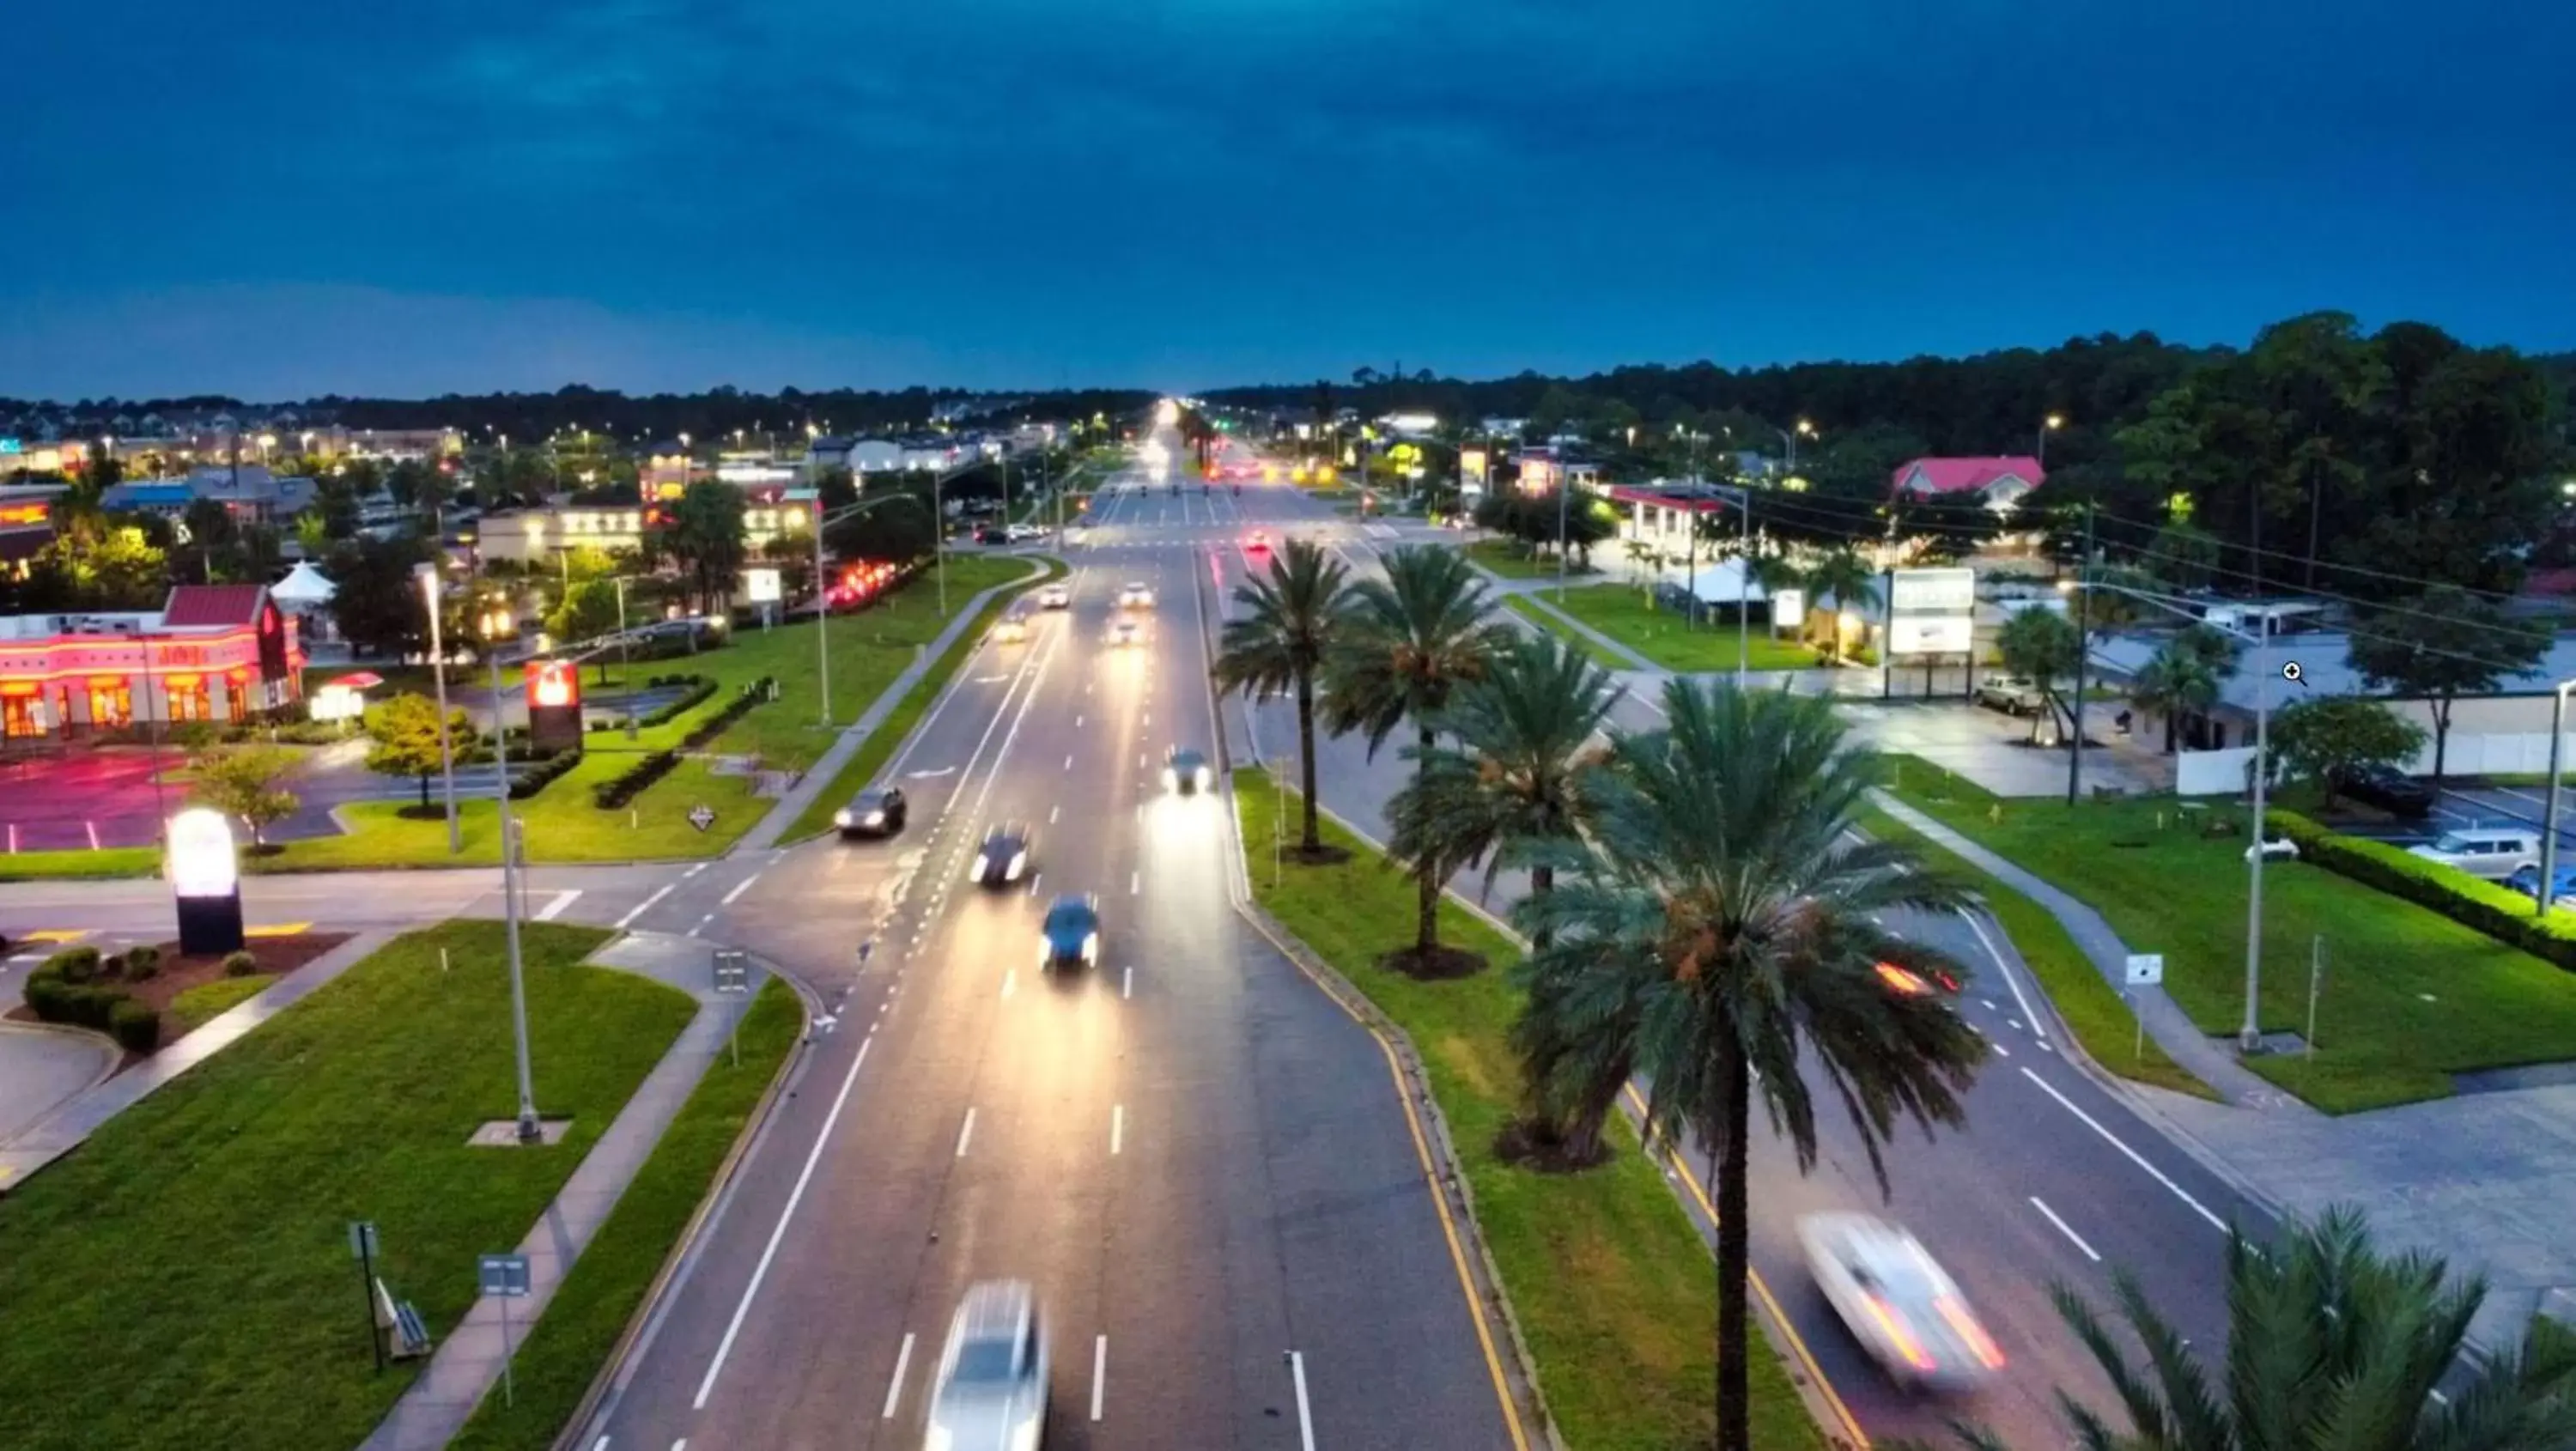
1889,456,2046,512
473,495,816,564
0,585,306,740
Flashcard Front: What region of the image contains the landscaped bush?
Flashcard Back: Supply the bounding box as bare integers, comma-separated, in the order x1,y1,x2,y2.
25,972,129,1032
678,678,775,750
638,677,717,726
99,953,128,980
108,999,161,1053
46,946,100,984
222,950,262,979
507,748,584,800
2272,810,2576,970
592,750,681,810
125,947,161,981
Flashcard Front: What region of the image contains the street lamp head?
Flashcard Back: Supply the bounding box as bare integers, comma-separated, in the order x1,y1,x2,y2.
1795,419,1814,436
2045,413,2065,430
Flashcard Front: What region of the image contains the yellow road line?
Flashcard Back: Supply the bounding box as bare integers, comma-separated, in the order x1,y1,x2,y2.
20,929,87,943
245,922,313,938
1624,1084,1872,1448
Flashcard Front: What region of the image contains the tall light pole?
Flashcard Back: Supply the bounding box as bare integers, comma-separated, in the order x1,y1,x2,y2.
416,561,462,854
1778,419,1814,477
2038,413,2064,466
2066,501,2096,806
1732,487,1753,688
2537,682,2573,915
480,601,542,1144
613,574,635,741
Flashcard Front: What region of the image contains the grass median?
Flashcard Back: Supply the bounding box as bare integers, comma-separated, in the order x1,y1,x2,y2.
1234,769,1825,1451
1499,596,1635,670
1537,583,1818,672
1461,537,1594,580
1880,755,2576,1112
782,556,1061,842
0,920,691,1451
451,976,804,1451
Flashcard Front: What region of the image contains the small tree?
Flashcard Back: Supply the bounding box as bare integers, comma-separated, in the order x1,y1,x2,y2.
364,694,476,810
185,744,301,849
548,579,626,679
1996,605,2081,744
2270,695,2429,806
2349,586,2549,786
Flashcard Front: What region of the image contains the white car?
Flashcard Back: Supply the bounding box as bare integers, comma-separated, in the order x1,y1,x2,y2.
1005,523,1045,543
1116,580,1156,610
1799,1213,2004,1392
1036,582,1072,610
1109,618,1144,647
924,1280,1048,1451
2407,828,2542,881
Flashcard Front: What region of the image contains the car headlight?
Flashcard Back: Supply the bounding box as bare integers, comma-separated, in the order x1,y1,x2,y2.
862,810,884,826
832,810,853,827
1010,1419,1040,1451
1082,932,1099,962
1162,768,1177,786
1196,767,1212,788
1005,851,1026,880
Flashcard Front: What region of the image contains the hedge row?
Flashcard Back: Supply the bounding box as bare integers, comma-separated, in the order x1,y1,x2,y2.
592,751,680,810
678,678,775,751
589,677,775,810
22,946,163,1053
639,677,717,727
507,749,585,800
2270,810,2576,970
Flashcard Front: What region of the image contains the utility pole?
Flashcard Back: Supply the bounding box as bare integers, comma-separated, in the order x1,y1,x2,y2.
1555,475,1571,603
814,513,832,727
416,562,461,855
2066,501,2095,806
614,575,635,741
484,616,540,1142
1735,487,1753,689
2240,489,2272,1054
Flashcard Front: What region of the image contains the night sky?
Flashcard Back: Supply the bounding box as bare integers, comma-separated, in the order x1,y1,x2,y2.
7,0,2571,399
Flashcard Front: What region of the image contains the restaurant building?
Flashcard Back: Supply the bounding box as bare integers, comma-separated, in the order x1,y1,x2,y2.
0,584,305,741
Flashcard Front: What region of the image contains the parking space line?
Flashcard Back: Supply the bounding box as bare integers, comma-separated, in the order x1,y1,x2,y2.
1111,1104,1124,1156
1290,1351,1317,1451
2030,1195,2101,1260
1091,1335,1107,1420
881,1332,915,1418
956,1108,977,1157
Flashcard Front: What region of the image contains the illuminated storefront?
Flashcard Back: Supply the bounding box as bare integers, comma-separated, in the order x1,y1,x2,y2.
0,585,304,740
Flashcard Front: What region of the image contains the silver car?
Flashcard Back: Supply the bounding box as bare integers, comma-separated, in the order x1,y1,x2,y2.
1798,1212,2004,1392
924,1280,1048,1450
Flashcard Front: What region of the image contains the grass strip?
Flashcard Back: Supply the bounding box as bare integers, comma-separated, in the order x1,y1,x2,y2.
0,921,689,1451
166,973,278,1033
450,977,805,1451
1462,537,1595,580
1538,583,1819,671
1500,595,1635,670
0,845,165,882
1235,769,1825,1451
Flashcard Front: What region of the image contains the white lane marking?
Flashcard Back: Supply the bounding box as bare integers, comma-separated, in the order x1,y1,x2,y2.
1130,871,1140,895
881,1332,915,1418
1960,910,2048,1043
1990,1041,2011,1058
1049,804,1060,823
1137,752,1145,768
1091,1335,1108,1420
956,1108,977,1157
690,913,714,937
692,1035,876,1408
1001,968,1017,999
721,872,761,906
683,863,708,878
591,1438,609,1451
2030,1196,2102,1261
615,883,673,929
1121,966,1133,999
2020,1066,2227,1230
1076,714,1084,728
535,889,580,921
1111,1104,1125,1156
1290,1351,1317,1451
671,1442,686,1451
1142,711,1150,726
1065,753,1074,770
1029,873,1042,895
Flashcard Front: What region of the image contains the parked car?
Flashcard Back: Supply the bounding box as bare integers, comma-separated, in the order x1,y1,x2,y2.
2326,762,2433,819
1972,675,2050,716
2506,862,2576,903
2407,828,2541,881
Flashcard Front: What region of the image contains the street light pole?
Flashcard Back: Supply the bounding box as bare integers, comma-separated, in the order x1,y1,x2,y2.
416,562,461,855
1735,487,1753,689
485,611,540,1143
2067,502,2095,806
814,512,832,728
614,575,635,741
2539,683,2569,916
1555,477,1571,602
2241,625,2273,1053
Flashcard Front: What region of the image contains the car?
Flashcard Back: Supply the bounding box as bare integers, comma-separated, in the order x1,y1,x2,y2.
1039,893,1101,971
2409,828,2543,880
991,611,1030,644
1005,523,1045,543
1117,580,1156,609
1874,960,1961,997
924,1280,1048,1451
1799,1212,2005,1392
973,525,1008,545
2506,862,2576,903
1972,675,2050,716
1245,530,1270,555
969,824,1032,887
1036,582,1072,610
1109,618,1144,647
2327,762,2433,819
1163,746,1212,794
834,785,908,839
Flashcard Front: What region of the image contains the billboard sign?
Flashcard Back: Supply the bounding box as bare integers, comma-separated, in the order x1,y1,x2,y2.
525,659,585,755
1459,446,1490,499
1889,568,1976,613
1887,567,1976,658
744,568,783,604
1770,586,1807,632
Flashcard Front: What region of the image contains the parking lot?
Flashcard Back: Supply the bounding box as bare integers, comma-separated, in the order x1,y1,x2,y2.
1841,695,2175,797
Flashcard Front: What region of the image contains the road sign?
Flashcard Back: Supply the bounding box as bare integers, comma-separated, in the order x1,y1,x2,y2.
348,1220,379,1261
2124,953,2166,987
713,949,750,995
687,804,716,833
477,1253,532,1298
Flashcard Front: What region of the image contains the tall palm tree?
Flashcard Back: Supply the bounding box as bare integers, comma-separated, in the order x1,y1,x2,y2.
1801,549,1880,663
1212,538,1352,857
1321,544,1511,966
2129,625,2238,754
1516,680,1986,1451
1948,1207,2576,1451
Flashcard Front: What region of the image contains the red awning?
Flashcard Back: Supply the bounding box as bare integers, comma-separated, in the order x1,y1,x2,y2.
329,671,384,689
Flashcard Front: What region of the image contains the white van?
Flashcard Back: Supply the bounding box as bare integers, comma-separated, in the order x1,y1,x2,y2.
2407,828,2542,881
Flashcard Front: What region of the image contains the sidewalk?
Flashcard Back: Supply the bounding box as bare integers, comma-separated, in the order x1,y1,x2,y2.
737,559,1048,851
356,932,775,1451
0,930,394,1189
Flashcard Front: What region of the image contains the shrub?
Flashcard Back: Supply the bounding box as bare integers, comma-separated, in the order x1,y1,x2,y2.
592,750,681,810
29,980,128,1031
507,747,584,800
108,999,162,1053
2271,810,2576,970
46,946,101,984
222,950,262,979
125,945,161,980
640,676,718,726
99,952,128,980
677,679,774,750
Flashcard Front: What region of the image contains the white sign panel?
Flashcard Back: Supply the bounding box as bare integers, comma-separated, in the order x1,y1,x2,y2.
1770,586,1807,631
166,808,240,897
744,568,783,604
1889,568,1976,612
2124,954,2165,987
1890,616,1973,656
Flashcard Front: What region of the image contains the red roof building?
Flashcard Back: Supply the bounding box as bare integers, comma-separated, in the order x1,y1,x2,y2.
1889,456,2045,510
0,585,303,741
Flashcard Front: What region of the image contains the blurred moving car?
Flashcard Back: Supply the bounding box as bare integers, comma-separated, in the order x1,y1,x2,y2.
1874,960,1961,997
1245,530,1270,556
1005,523,1046,543
835,786,908,839
1117,580,1156,609
2326,762,2433,819
1799,1212,2005,1392
923,1279,1048,1451
991,610,1030,644
1039,893,1101,971
1163,746,1212,795
1109,618,1144,647
969,824,1032,887
1036,582,1072,610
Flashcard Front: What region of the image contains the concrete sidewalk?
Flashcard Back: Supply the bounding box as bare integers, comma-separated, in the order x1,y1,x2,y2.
355,932,779,1451
0,929,394,1190
737,559,1050,852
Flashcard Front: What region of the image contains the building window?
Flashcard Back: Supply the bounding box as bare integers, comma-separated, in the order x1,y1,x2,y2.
168,682,211,722
87,682,132,729
2,692,41,738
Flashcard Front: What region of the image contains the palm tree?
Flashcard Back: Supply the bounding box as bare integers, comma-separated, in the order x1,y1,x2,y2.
1947,1207,2576,1451
2128,625,2238,754
1802,549,1880,663
1516,679,1987,1451
1212,538,1352,858
1321,544,1511,968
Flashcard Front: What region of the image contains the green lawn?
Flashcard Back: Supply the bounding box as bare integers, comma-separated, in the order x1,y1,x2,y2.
1462,537,1595,581
0,921,693,1451
451,977,804,1451
1499,596,1634,670
1854,804,2215,1100
783,556,1063,842
1537,584,1818,672
1236,772,1826,1451
167,972,278,1032
1880,756,2576,1112
0,845,164,882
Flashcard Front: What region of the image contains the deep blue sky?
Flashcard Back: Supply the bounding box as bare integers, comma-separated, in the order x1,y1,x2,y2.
6,0,2571,400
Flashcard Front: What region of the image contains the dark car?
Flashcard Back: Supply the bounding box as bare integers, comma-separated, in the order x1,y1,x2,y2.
835,785,908,839
970,824,1032,887
2328,762,2433,819
1039,894,1101,972
1163,746,1212,794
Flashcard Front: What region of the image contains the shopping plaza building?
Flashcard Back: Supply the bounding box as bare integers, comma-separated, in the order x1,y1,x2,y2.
0,585,305,740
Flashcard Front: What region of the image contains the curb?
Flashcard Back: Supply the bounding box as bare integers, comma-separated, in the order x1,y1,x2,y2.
547,950,827,1451
0,1018,122,1148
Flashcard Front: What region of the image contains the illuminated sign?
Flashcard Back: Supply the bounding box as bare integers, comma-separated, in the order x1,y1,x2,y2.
166,808,240,897
525,659,584,754
0,439,19,455
744,568,782,604
1771,586,1807,632
526,659,579,709
0,502,48,526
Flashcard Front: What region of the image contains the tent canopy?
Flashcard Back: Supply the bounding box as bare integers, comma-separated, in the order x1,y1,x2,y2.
271,561,336,606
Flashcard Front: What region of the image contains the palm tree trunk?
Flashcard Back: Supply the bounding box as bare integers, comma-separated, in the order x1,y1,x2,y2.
1294,669,1321,853
1413,727,1441,957
1713,1041,1753,1451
